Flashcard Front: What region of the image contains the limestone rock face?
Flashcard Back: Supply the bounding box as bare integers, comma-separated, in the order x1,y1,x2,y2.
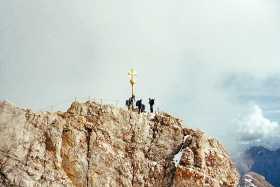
0,101,239,187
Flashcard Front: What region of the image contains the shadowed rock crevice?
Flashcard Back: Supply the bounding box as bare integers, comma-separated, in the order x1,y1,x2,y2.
85,127,92,187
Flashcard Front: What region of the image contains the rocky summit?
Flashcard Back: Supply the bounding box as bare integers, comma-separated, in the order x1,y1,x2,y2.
0,100,239,187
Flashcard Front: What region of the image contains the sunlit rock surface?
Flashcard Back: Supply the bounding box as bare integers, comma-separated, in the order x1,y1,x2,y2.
0,101,239,187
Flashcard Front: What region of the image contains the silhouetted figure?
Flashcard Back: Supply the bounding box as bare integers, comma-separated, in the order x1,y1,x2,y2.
125,99,131,110
141,104,145,113
131,95,135,109
136,99,142,114
136,99,145,114
126,96,136,110
149,98,155,113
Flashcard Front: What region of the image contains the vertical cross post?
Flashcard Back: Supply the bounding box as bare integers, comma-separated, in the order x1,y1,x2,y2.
128,68,137,98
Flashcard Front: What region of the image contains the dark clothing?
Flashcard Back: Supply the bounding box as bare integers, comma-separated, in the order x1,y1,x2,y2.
125,99,130,109
150,106,153,113
136,100,142,114
136,99,146,114
141,104,145,113
149,98,155,113
131,96,135,109
126,96,136,110
136,100,142,107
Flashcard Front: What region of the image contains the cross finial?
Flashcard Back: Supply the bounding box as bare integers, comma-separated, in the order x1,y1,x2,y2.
128,68,137,84
128,68,137,97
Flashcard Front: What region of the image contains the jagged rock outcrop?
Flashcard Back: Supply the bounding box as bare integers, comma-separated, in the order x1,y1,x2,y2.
0,100,239,187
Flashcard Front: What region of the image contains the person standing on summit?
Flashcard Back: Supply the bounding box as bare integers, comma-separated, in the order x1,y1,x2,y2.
135,99,147,114
149,98,155,113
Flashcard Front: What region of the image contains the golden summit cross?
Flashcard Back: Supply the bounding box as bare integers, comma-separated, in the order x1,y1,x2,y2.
128,68,137,97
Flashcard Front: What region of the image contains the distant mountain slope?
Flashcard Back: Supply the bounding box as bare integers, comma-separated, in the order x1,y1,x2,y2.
240,172,273,187
242,146,280,187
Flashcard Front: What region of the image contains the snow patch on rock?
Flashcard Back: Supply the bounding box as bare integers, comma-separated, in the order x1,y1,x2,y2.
173,135,189,167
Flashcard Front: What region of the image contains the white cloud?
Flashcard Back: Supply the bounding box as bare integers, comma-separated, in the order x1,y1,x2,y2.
237,104,280,149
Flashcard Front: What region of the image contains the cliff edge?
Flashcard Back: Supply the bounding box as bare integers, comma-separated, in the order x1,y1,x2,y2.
0,101,239,187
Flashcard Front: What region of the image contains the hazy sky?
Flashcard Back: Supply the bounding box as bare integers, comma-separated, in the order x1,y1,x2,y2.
1,0,280,151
